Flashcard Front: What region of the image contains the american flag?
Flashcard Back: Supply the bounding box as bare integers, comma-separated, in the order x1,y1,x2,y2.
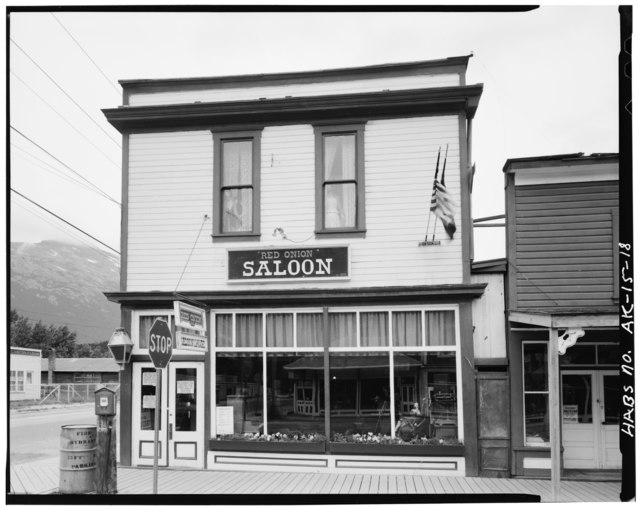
429,146,456,239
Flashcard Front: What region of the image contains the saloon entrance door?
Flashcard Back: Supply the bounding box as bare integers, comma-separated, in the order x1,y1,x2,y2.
561,370,621,469
132,362,205,468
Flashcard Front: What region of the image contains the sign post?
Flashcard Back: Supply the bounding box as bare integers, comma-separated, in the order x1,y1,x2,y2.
148,319,173,495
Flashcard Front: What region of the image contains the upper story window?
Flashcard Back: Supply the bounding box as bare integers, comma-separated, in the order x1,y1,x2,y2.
314,124,365,236
212,130,262,239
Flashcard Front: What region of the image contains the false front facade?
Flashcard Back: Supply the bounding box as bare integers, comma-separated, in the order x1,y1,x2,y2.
103,56,487,474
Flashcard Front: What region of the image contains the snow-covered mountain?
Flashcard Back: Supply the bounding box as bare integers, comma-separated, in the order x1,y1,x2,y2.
10,241,121,343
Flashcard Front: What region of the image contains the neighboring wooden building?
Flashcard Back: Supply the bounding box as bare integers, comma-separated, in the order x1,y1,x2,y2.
41,357,120,385
10,347,42,401
503,153,620,476
103,56,488,474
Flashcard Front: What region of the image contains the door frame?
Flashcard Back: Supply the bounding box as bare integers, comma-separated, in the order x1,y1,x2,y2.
131,361,205,468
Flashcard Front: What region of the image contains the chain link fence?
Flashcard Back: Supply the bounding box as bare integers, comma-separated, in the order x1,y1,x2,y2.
39,383,120,404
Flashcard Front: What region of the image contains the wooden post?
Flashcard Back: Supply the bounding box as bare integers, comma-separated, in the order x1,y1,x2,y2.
548,328,561,501
95,415,117,494
323,308,331,442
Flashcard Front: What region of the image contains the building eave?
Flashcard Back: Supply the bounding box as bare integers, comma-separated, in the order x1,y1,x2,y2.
104,284,488,308
508,310,619,328
103,84,483,133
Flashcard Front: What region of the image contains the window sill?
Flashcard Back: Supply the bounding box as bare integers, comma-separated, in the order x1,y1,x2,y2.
211,233,261,242
315,229,366,239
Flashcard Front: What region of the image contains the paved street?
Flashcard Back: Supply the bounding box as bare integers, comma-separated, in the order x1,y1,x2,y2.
9,403,95,464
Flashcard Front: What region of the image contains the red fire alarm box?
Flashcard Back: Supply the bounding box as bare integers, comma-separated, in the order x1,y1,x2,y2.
95,385,117,416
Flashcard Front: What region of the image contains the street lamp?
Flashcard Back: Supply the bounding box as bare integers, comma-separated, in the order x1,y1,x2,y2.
107,327,134,369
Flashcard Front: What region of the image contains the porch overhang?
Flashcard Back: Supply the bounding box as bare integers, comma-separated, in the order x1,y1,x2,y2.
508,310,619,329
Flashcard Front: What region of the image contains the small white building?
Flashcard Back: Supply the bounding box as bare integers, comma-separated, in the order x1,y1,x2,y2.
10,347,42,401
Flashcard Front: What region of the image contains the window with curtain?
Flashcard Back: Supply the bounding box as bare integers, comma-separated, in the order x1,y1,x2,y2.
425,311,455,346
139,315,174,349
329,312,357,347
212,130,261,238
296,313,324,347
216,314,233,347
392,311,422,347
315,124,365,234
236,314,263,347
266,314,293,347
361,312,388,347
523,342,549,446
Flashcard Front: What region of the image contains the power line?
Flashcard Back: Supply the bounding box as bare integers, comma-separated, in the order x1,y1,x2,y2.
11,188,120,255
50,13,122,97
10,126,121,206
9,37,122,149
12,143,120,203
10,70,121,170
12,198,120,265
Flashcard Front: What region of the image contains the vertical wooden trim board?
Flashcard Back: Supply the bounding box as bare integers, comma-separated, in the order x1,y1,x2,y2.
459,301,478,476
120,308,133,467
120,134,129,292
458,113,471,283
505,173,518,311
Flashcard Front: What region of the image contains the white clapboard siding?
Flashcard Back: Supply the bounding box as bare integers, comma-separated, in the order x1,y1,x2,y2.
471,273,506,359
129,73,461,106
126,116,463,291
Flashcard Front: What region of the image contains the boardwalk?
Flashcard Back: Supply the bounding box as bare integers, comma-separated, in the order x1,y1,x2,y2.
8,462,622,502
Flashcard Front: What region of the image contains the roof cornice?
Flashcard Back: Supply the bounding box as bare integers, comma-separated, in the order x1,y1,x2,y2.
118,56,472,93
103,84,483,133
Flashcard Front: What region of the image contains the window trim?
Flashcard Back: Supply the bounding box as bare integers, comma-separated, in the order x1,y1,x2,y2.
314,124,366,236
212,129,262,240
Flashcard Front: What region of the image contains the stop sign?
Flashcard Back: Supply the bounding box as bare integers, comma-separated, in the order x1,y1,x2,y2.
148,318,173,368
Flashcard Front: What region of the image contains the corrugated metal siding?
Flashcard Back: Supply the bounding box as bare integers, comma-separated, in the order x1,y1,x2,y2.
126,116,463,291
128,74,461,106
471,273,506,359
513,181,618,310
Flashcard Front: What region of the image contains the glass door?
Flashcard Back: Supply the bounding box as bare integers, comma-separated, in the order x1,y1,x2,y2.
561,371,597,469
132,363,169,467
168,362,205,467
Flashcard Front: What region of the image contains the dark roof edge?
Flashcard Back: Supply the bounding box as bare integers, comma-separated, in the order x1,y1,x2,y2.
104,283,487,306
471,258,507,273
118,55,472,90
503,153,619,173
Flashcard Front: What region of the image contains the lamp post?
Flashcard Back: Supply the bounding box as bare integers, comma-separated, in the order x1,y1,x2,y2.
96,327,133,494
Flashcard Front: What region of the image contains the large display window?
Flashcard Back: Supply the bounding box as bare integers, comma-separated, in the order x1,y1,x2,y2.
211,306,461,443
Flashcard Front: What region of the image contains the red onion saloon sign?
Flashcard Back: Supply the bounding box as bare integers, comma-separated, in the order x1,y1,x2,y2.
228,247,349,281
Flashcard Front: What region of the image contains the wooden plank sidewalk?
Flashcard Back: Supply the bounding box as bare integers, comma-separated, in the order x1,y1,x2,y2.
7,462,622,501
113,467,622,501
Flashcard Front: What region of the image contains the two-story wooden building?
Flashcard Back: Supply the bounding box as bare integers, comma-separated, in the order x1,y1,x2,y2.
503,153,620,476
103,56,493,474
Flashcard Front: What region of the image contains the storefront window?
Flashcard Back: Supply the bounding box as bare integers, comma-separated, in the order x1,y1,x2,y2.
523,342,549,445
267,352,325,434
215,352,263,435
393,352,458,441
329,352,391,437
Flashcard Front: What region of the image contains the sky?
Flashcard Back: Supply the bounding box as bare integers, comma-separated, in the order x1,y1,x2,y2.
6,5,622,262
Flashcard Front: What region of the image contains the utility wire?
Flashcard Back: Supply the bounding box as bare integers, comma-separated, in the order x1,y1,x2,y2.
10,126,121,206
11,188,120,255
9,37,121,149
12,144,106,195
175,214,210,292
13,198,120,264
50,13,122,97
10,70,121,170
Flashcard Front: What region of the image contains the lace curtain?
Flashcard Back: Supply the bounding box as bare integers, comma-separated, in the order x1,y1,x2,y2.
324,135,356,228
222,140,253,232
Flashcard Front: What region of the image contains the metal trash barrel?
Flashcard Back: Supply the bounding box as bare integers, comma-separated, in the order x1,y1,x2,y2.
59,425,97,493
